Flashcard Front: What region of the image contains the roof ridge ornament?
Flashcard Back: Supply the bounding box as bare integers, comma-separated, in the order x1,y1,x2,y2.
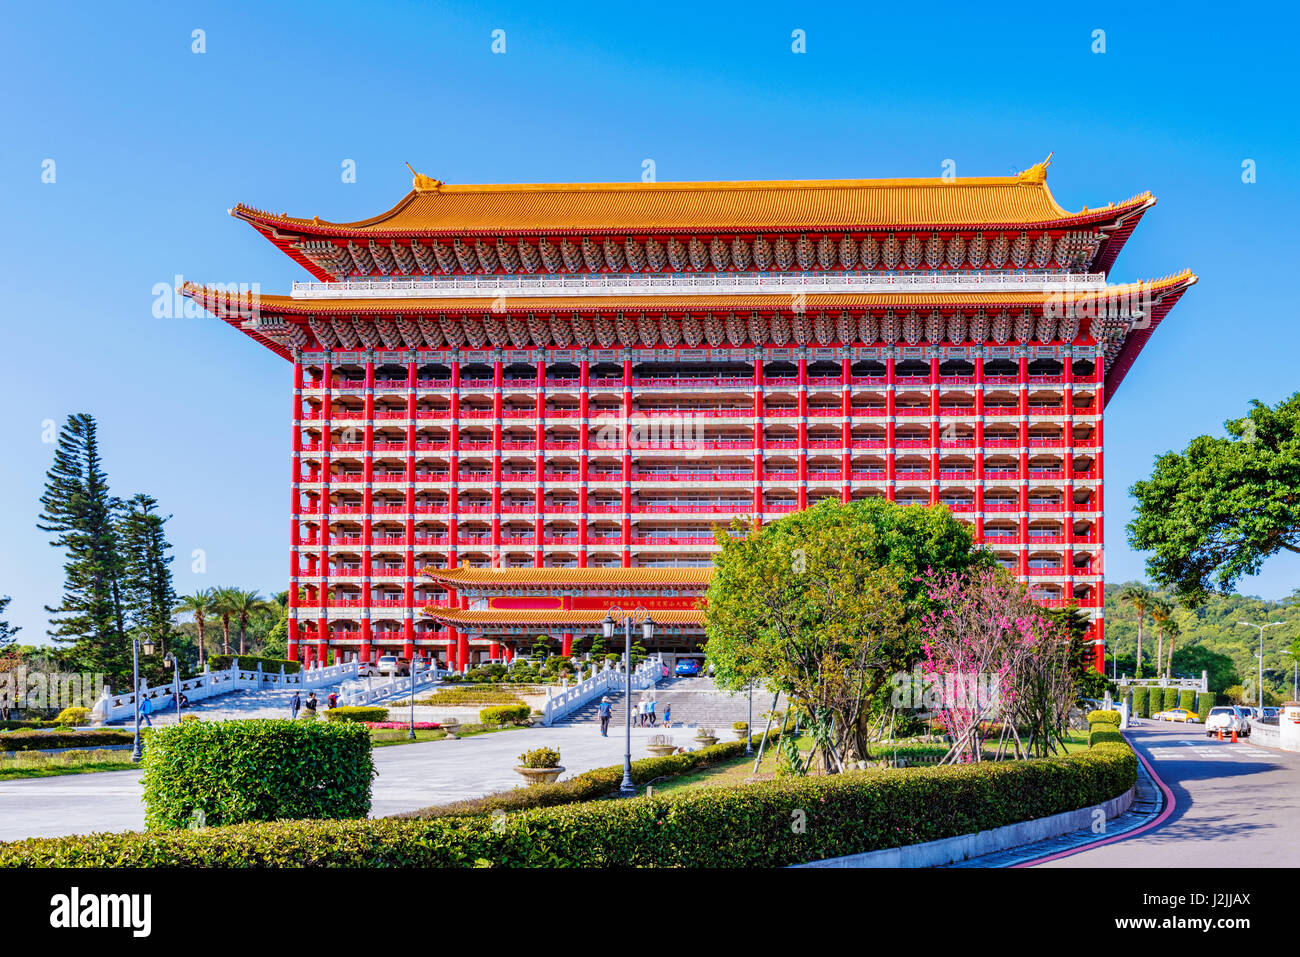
406,163,442,192
1017,152,1054,185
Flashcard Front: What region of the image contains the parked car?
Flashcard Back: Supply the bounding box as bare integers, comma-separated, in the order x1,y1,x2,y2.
1154,707,1196,723
375,655,411,677
1262,706,1280,719
674,658,704,677
357,660,376,677
1205,706,1248,737
1234,706,1255,734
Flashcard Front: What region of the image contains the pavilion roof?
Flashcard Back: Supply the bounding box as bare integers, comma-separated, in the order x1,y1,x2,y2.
231,159,1150,238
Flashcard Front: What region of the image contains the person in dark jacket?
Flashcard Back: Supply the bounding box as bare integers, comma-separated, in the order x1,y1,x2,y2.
290,691,302,719
597,696,613,737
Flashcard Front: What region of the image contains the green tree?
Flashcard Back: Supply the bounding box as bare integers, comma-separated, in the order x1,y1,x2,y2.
1158,616,1181,680
1149,595,1174,681
224,589,271,657
0,596,19,648
36,413,129,683
1119,584,1155,678
211,587,239,657
1043,603,1110,700
174,588,216,667
1129,394,1300,604
118,493,177,656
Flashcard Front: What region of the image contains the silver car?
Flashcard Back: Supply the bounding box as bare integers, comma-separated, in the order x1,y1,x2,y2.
1205,706,1247,737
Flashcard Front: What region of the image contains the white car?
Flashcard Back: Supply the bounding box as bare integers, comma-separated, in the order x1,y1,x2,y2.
1205,706,1248,737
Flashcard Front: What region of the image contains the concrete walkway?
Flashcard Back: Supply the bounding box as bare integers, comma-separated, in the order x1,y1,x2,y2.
0,722,737,841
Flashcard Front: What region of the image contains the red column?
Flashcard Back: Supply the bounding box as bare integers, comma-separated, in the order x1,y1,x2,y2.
973,353,985,544
841,355,851,503
489,640,501,661
318,359,332,668
929,353,940,506
885,350,896,502
491,359,503,567
561,632,573,657
404,357,417,660
1093,351,1106,672
796,354,808,511
753,356,764,520
621,352,633,567
457,592,470,670
1062,352,1075,602
1018,352,1029,579
447,354,462,670
534,358,546,567
578,357,590,566
288,359,304,662
360,356,375,664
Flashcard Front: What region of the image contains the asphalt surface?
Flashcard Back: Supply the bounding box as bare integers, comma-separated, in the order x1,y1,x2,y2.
1035,720,1300,867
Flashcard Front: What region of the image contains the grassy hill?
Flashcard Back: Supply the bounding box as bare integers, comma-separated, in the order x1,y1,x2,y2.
1104,582,1300,699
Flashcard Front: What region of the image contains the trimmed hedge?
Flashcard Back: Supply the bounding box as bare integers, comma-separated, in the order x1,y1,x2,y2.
1178,690,1196,712
1087,709,1121,727
1088,727,1125,747
139,719,375,830
479,705,530,726
1130,686,1149,718
324,706,389,724
0,729,134,752
1162,688,1179,712
0,733,1135,868
207,655,301,675
1197,694,1215,723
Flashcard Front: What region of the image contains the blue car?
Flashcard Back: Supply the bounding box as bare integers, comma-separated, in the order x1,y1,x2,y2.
674,658,703,676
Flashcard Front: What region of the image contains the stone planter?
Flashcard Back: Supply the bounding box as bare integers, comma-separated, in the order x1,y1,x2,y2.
645,744,677,757
514,765,565,786
440,718,460,739
731,728,749,741
693,735,718,747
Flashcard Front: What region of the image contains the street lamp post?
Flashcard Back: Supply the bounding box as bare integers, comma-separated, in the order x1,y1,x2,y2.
130,632,156,763
603,608,654,799
163,651,180,718
1236,621,1283,712
746,681,754,755
408,656,417,740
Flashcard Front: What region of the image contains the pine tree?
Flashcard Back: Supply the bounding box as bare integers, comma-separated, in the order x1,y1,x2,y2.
0,595,19,647
119,493,177,656
36,413,129,682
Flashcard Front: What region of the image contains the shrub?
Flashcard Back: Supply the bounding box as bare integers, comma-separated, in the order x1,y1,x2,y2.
518,747,560,769
324,706,389,724
0,729,133,752
479,705,530,726
420,688,524,707
207,655,301,675
1088,726,1125,747
298,710,318,722
1162,687,1179,712
1130,686,1149,718
139,719,375,830
54,707,91,727
732,721,749,731
1197,694,1215,723
1178,690,1196,712
1086,710,1120,727
1,734,1134,868
178,714,200,723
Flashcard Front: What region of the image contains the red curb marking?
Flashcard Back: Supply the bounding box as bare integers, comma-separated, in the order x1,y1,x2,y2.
1011,731,1176,868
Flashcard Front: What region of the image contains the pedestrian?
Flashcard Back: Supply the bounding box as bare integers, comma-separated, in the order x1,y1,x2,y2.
662,703,670,727
139,695,153,728
290,691,301,720
305,692,318,715
597,696,613,737
327,691,339,709
179,692,189,709
647,697,657,727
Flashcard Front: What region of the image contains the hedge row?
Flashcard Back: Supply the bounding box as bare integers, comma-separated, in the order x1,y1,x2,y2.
1197,694,1215,723
1086,709,1121,727
479,705,531,726
0,729,135,752
207,655,301,675
324,707,389,724
393,733,778,820
139,719,374,830
1130,686,1150,718
0,733,1135,867
1178,690,1197,712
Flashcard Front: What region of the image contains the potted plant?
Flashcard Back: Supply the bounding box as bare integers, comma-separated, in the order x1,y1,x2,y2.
732,721,749,741
693,727,718,746
645,734,676,757
515,747,564,786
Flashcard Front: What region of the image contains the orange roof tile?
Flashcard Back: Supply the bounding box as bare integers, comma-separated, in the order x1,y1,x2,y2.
231,160,1154,236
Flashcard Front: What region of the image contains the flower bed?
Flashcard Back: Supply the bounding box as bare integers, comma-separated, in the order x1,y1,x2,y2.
365,722,442,730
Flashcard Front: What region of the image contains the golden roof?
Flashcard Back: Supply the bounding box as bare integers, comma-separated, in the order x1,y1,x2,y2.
182,272,1197,319
425,567,714,587
425,608,705,626
231,160,1154,235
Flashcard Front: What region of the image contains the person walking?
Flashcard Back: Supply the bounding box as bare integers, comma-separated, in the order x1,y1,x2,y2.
661,703,670,727
139,695,154,728
304,692,318,715
290,691,301,720
647,696,657,727
597,696,613,737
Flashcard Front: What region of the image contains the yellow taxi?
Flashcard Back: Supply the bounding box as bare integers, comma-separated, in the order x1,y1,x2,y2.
1153,707,1197,723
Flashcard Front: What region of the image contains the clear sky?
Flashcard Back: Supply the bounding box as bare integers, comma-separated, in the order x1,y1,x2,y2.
2,1,1297,643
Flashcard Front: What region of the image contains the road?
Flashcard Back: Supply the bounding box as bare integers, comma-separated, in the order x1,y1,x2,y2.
0,722,725,841
1036,720,1300,867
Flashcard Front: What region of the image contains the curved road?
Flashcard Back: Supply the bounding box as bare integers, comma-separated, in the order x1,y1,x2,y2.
1035,721,1300,867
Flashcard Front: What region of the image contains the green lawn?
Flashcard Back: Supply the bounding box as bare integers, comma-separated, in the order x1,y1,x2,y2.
0,749,137,780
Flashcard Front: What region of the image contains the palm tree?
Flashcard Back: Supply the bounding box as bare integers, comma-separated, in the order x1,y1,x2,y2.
212,587,239,657
1119,584,1155,678
1150,595,1173,682
174,588,216,667
1161,617,1181,679
227,589,271,656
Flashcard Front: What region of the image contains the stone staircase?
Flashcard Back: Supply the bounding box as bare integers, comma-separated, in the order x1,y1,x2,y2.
554,677,782,730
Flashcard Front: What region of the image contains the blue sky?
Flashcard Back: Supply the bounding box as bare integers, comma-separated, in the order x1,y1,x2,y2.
2,1,1297,642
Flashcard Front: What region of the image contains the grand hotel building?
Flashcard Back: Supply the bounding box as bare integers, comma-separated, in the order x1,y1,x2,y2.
186,159,1194,672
